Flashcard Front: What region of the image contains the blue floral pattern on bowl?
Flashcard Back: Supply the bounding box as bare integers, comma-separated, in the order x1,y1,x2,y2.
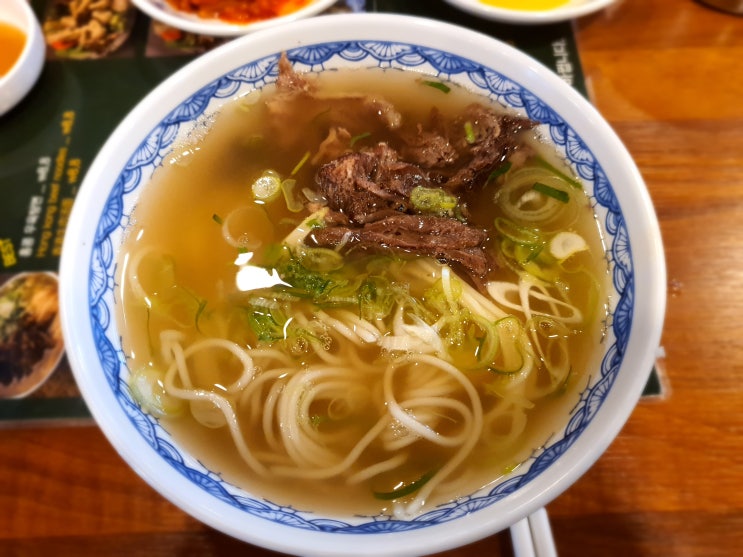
89,41,629,532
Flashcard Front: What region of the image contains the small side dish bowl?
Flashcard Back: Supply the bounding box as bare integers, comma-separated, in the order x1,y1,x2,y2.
0,0,44,116
441,0,618,25
59,13,665,557
131,0,340,37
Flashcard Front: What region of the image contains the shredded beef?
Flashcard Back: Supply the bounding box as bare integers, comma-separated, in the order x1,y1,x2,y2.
311,127,352,166
397,104,536,191
269,54,540,280
363,214,486,250
315,143,430,224
311,127,529,278
444,106,536,190
276,52,313,94
400,108,459,168
309,214,492,278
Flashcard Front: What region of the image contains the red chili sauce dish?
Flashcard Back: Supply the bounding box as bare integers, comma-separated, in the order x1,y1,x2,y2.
165,0,314,24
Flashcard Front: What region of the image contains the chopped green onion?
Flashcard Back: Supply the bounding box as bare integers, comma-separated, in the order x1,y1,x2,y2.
373,470,437,500
486,316,529,375
534,156,582,189
494,217,542,246
487,161,512,183
357,276,395,320
246,306,287,342
252,170,282,202
147,284,204,329
274,251,335,297
410,185,458,216
528,315,572,387
421,80,451,94
465,315,499,369
464,121,476,144
549,231,588,260
533,182,569,203
297,246,344,273
212,213,223,225
291,151,310,176
350,132,371,147
281,179,304,212
513,242,544,266
194,299,207,333
129,367,185,418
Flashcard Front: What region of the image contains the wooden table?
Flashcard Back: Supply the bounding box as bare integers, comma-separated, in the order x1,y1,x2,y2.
2,0,742,555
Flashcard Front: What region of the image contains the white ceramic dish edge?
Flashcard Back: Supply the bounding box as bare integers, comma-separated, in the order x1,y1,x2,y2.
59,13,666,557
442,0,619,24
130,0,339,37
0,0,44,116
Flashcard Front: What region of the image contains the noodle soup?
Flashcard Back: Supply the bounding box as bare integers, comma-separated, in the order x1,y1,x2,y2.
116,58,607,518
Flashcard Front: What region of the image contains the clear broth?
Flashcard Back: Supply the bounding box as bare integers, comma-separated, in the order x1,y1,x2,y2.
117,66,607,516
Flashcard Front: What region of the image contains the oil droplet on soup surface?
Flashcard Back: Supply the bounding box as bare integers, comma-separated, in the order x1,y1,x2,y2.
480,0,570,10
0,21,26,77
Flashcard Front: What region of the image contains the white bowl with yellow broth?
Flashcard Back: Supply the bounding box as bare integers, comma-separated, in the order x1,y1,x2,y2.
59,13,665,557
0,0,44,116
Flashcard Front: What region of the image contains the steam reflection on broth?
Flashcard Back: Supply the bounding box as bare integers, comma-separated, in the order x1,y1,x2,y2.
117,58,607,518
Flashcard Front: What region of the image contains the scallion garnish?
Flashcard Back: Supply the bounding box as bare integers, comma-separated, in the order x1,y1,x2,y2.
533,182,569,203
350,131,371,147
464,121,476,144
534,156,582,189
422,80,451,94
291,151,311,176
212,213,223,225
487,161,512,183
373,470,437,500
252,170,282,202
194,300,207,333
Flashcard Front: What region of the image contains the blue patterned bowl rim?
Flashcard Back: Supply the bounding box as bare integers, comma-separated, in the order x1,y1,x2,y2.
59,13,666,557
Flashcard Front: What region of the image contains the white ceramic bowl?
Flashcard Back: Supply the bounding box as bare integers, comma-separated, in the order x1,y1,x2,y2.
131,0,342,37
0,0,44,116
442,0,618,24
59,13,665,557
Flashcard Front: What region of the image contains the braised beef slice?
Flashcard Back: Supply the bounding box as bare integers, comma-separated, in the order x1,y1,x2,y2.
400,108,459,168
278,48,542,280
315,143,430,224
312,136,504,277
369,144,429,197
399,104,536,191
309,214,492,278
445,105,536,190
276,52,314,94
363,214,486,250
